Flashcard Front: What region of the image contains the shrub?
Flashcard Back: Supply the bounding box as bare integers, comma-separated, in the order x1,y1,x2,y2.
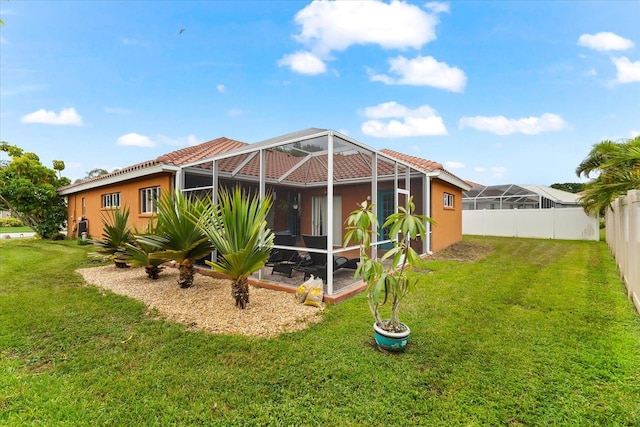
0,217,24,227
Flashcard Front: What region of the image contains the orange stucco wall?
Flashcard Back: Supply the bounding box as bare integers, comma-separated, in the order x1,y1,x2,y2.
66,173,173,239
429,179,464,252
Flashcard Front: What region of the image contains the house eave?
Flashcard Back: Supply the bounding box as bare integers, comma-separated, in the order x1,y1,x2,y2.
58,164,180,195
427,170,472,191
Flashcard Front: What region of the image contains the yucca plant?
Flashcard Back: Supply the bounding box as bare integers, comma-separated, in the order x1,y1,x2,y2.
344,197,434,333
197,186,274,309
137,192,212,288
120,218,166,279
94,207,133,268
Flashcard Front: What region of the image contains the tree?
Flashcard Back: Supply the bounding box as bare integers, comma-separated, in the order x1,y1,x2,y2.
575,136,640,215
85,168,109,179
197,187,274,309
550,182,584,193
0,141,70,238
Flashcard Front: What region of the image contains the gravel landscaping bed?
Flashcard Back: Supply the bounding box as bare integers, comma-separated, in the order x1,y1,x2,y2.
77,265,324,337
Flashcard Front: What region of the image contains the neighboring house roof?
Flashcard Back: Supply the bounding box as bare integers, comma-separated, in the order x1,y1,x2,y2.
522,185,580,204
463,184,581,207
465,180,484,188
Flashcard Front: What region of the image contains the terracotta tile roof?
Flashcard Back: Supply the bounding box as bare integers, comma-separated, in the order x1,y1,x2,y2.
156,137,247,165
59,133,464,192
379,149,443,172
60,137,247,191
465,180,484,188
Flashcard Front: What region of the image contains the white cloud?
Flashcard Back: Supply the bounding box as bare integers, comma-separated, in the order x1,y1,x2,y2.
631,130,640,138
116,133,156,147
278,51,327,75
21,107,83,126
156,134,201,147
360,101,447,138
227,108,243,117
281,0,446,74
578,32,634,52
371,55,466,92
217,84,226,93
445,161,464,169
611,56,640,84
425,2,450,14
294,1,439,53
459,113,569,135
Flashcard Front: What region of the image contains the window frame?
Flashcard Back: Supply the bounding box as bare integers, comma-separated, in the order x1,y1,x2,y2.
140,186,160,214
443,192,455,208
101,192,121,209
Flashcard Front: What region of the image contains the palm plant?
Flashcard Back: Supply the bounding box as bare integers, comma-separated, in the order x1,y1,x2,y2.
197,186,274,309
344,197,434,333
120,219,166,279
576,136,640,215
137,192,212,288
94,207,133,268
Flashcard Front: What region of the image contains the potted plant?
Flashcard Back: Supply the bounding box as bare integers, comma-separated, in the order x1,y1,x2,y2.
344,197,434,352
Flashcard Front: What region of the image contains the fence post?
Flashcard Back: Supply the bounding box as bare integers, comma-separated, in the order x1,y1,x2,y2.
628,190,639,311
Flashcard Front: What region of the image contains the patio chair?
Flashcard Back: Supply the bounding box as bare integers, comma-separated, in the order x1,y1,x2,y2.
293,234,359,282
265,233,300,278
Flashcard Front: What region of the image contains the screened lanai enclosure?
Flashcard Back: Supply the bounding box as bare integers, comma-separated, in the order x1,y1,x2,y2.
462,184,581,210
177,128,433,296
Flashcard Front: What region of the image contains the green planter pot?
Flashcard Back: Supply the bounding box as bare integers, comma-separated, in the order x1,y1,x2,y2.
373,322,410,352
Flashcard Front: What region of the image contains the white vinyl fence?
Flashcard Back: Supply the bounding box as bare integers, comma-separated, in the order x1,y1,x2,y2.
605,189,640,314
463,207,599,241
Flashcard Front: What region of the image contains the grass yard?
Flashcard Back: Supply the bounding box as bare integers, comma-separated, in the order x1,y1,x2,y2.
1,236,639,426
0,226,34,234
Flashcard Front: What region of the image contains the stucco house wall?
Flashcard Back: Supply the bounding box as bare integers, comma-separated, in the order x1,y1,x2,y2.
430,179,464,252
66,173,173,238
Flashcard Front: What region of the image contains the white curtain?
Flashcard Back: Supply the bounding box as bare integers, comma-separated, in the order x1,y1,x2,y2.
312,196,342,242
312,196,326,235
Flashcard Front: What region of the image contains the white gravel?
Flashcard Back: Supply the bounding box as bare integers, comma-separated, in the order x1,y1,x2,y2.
77,265,324,337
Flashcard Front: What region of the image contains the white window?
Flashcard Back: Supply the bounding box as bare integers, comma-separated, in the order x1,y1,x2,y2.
141,187,160,214
102,192,121,209
443,192,454,208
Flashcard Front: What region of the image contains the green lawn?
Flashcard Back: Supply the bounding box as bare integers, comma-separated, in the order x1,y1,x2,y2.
0,226,34,234
1,237,639,426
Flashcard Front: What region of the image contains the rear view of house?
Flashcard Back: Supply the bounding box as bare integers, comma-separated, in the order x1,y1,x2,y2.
59,128,470,296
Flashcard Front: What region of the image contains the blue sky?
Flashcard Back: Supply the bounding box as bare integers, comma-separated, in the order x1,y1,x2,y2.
1,1,638,185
